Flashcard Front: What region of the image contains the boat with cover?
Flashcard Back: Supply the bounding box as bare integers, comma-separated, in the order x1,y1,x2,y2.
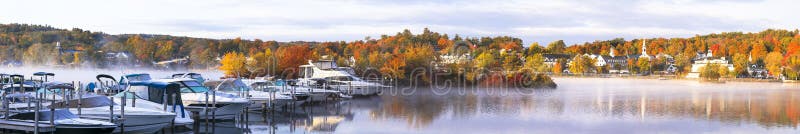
297,60,389,96
154,76,248,120
208,78,307,109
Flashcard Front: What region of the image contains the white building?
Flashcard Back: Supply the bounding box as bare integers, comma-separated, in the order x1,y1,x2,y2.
439,54,473,64
685,49,734,78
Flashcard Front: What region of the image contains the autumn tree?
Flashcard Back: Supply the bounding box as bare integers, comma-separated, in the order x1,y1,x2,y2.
552,60,565,75
569,55,594,74
546,40,566,53
732,54,749,77
700,63,722,80
474,52,497,69
380,54,406,79
765,51,783,78
785,55,800,79
637,58,651,74
524,54,549,73
276,45,313,78
219,52,247,77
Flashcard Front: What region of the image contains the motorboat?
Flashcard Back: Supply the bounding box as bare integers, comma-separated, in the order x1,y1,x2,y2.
7,109,117,134
209,78,307,109
155,77,248,120
42,82,178,134
297,60,389,96
172,73,207,84
115,80,194,126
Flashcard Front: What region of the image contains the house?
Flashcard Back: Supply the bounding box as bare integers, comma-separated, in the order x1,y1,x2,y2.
603,48,630,73
542,54,572,66
685,49,734,78
746,53,769,78
439,54,473,64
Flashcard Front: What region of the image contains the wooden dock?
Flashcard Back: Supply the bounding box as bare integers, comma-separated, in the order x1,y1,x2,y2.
0,119,56,133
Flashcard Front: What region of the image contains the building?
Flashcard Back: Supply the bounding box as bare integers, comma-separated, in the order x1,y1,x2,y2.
686,49,734,78
542,54,572,66
746,53,769,78
439,54,473,64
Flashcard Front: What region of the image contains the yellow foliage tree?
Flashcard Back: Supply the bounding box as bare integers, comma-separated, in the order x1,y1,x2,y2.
219,52,247,77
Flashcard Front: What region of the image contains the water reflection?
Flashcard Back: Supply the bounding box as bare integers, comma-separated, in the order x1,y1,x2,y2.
207,78,800,133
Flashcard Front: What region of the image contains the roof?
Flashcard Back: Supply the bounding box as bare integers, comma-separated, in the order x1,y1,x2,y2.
126,81,177,89
542,54,572,59
154,78,197,83
33,72,54,76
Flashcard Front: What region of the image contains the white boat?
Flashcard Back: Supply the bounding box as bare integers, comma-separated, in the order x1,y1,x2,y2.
10,81,181,134
7,109,118,134
100,74,195,126
155,78,249,120
210,78,307,109
298,60,389,96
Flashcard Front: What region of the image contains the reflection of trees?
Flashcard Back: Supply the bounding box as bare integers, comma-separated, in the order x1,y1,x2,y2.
584,90,800,128
372,93,447,128
370,89,560,129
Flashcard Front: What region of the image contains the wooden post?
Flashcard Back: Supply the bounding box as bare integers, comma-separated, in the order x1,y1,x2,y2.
78,82,82,115
50,93,55,125
205,90,209,126
34,93,41,134
212,90,216,121
109,96,114,124
132,92,136,107
120,95,126,133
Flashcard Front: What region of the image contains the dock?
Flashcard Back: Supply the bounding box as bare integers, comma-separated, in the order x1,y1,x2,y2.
0,119,56,133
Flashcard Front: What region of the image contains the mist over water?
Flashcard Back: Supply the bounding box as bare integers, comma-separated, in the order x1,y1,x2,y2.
2,66,224,82
243,78,800,134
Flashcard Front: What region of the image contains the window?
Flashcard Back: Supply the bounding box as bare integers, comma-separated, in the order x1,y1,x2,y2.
179,81,209,93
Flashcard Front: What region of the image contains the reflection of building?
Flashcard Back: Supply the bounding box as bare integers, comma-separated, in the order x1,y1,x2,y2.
686,49,734,78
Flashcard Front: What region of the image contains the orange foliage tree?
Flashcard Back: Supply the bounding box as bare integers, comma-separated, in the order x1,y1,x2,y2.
276,45,313,78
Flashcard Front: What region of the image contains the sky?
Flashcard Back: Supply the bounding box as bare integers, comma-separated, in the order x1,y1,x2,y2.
1,0,798,46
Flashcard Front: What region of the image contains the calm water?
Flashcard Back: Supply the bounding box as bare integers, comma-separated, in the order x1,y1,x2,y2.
191,78,800,134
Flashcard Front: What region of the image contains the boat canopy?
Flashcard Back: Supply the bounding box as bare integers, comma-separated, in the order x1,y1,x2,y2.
36,81,75,94
48,96,115,109
206,78,250,92
311,60,339,70
172,73,205,83
120,73,152,84
32,72,55,76
123,81,183,105
9,109,78,121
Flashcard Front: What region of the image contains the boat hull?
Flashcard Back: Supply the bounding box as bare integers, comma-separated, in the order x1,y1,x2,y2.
55,125,117,134
189,102,248,120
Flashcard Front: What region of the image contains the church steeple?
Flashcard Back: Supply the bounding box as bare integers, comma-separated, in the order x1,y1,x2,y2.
610,47,615,57
641,38,647,56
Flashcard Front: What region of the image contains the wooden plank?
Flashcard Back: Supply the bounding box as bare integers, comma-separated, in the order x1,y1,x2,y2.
0,119,56,132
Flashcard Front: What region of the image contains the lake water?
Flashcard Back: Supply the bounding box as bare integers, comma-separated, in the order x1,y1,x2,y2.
7,68,800,134
191,78,800,134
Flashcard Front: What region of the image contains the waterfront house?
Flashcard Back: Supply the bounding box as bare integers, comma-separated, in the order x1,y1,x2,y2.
685,49,734,78
542,54,572,66
439,54,473,64
604,48,630,73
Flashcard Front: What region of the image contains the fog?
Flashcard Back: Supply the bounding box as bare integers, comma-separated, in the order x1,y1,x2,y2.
2,66,224,83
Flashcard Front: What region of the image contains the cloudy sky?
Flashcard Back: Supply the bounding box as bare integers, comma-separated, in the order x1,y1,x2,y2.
1,0,797,45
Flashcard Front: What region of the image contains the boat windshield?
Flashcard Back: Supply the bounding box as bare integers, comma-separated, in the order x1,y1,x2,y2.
126,74,152,81
326,76,354,81
179,81,209,93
